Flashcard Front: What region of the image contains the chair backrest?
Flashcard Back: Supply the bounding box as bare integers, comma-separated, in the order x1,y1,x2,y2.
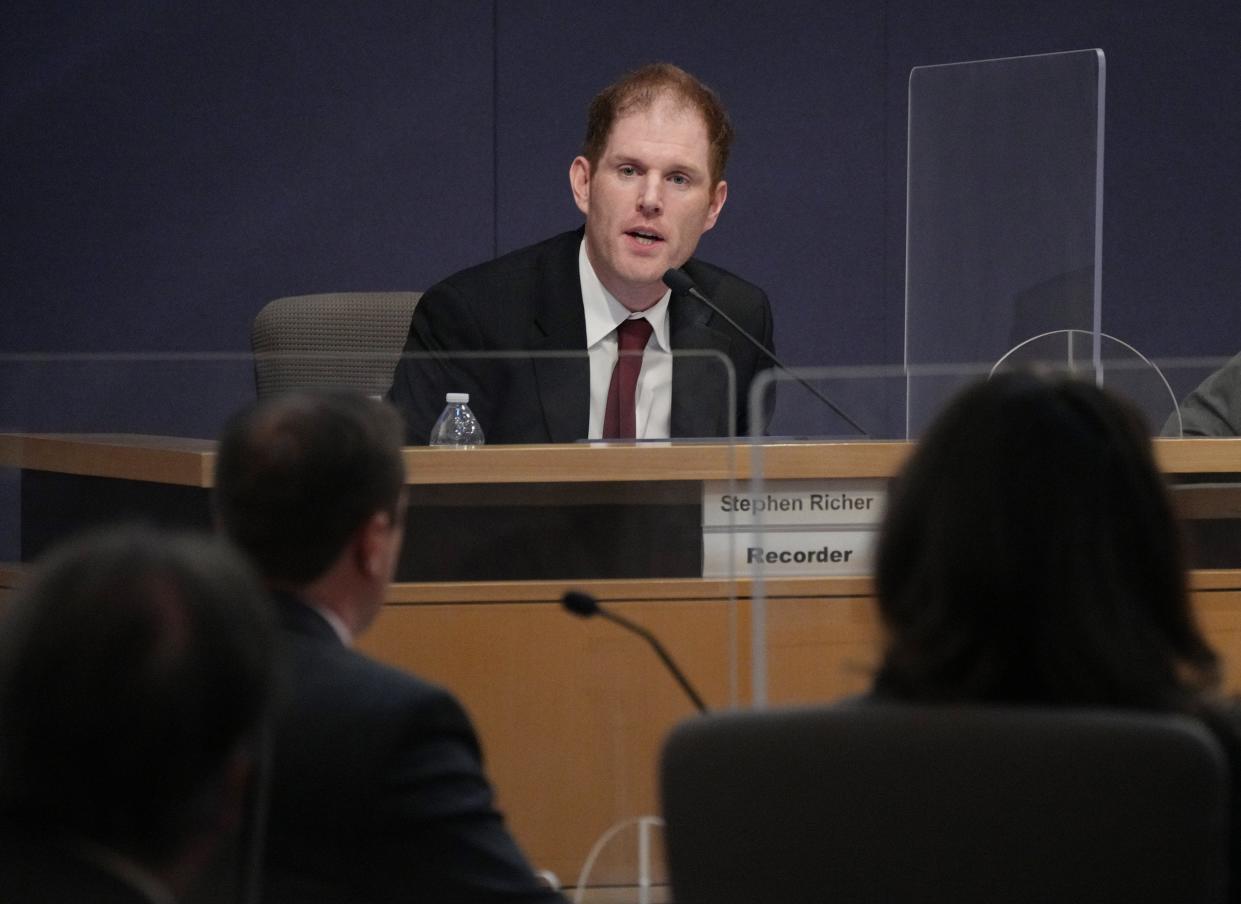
250,292,421,398
661,703,1230,904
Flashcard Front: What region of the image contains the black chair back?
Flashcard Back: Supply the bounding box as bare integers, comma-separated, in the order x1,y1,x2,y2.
661,703,1230,904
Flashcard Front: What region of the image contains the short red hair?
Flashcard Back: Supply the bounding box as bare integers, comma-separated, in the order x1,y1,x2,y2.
582,63,734,185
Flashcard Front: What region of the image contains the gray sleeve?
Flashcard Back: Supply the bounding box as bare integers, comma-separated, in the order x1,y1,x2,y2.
1163,351,1241,437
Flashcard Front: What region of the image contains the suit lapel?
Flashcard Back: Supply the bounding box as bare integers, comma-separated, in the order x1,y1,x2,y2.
529,232,590,443
670,292,736,438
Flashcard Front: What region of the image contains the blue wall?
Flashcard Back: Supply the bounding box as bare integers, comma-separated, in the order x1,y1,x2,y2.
4,1,1239,437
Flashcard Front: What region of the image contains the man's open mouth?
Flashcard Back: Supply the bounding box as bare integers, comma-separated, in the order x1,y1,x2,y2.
626,229,664,246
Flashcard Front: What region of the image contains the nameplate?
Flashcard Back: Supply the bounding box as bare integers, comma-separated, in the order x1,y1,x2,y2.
702,479,886,528
702,530,875,577
701,479,885,577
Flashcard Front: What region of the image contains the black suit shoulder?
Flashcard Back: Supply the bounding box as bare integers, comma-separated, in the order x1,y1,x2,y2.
388,230,585,443
271,616,485,819
283,628,475,739
681,256,773,338
433,230,580,299
682,255,766,301
265,601,562,903
414,230,583,347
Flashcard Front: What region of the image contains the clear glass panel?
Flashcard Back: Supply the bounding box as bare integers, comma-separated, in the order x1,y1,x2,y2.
0,349,741,897
7,351,1238,891
385,348,740,892
906,49,1106,438
744,365,903,708
744,361,1241,711
384,348,740,585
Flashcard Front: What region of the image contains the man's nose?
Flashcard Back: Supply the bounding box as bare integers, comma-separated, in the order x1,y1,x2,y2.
637,175,663,215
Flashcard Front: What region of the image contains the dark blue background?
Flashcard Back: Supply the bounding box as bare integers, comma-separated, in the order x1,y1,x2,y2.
4,1,1239,438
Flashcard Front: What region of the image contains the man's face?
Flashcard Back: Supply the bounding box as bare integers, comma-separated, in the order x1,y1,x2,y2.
570,95,727,312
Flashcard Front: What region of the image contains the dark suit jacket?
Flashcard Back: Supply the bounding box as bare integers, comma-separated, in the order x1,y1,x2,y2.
388,229,775,444
262,593,563,904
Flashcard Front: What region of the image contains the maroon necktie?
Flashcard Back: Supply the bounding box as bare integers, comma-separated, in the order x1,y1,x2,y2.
602,317,654,439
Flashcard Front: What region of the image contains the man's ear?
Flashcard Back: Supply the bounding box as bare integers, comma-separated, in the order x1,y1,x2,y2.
352,511,394,580
702,179,728,233
569,156,592,217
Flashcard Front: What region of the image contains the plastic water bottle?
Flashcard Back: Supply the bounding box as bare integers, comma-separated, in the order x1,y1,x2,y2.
429,392,485,447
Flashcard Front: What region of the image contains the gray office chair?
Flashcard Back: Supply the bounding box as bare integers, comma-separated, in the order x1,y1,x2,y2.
661,703,1230,904
250,292,422,398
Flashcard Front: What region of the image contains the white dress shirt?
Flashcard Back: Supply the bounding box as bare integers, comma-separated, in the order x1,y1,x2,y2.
579,241,672,439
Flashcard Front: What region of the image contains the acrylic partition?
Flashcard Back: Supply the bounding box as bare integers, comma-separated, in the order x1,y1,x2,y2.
742,364,902,709
905,48,1106,439
0,347,742,573
744,360,1241,712
0,349,743,900
387,347,744,899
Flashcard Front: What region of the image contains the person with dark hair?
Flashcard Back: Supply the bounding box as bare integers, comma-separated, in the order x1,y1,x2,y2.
388,62,774,444
214,389,563,903
870,371,1241,892
0,526,276,903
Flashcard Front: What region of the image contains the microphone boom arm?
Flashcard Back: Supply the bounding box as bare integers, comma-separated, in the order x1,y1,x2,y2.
663,267,868,436
597,609,709,714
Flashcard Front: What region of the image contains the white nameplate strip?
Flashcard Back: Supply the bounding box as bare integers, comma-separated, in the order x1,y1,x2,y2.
703,479,886,528
702,529,876,577
702,479,886,577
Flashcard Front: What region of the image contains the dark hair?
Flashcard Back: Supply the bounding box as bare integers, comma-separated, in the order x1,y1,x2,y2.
874,372,1218,709
0,526,276,864
213,389,406,585
583,62,734,185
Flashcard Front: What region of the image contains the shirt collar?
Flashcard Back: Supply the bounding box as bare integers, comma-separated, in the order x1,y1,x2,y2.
309,603,353,646
579,240,671,352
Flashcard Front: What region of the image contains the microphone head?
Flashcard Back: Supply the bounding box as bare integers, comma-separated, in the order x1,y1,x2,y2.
662,268,696,295
561,590,600,618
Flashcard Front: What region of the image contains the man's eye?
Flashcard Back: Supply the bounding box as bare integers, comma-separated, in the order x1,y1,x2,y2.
669,173,690,186
619,165,638,177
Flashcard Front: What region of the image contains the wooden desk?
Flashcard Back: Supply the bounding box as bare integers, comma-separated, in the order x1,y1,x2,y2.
6,431,1237,482
3,434,1241,883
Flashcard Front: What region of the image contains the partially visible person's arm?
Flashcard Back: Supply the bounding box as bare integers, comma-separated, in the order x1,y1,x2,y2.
1164,351,1241,437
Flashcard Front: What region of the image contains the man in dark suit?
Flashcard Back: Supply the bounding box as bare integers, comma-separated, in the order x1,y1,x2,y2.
389,63,774,444
0,526,277,903
213,389,563,903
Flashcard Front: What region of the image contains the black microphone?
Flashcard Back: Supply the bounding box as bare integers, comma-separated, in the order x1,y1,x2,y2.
562,590,708,714
662,268,868,436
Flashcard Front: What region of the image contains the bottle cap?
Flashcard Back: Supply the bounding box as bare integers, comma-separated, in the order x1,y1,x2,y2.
445,392,470,404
